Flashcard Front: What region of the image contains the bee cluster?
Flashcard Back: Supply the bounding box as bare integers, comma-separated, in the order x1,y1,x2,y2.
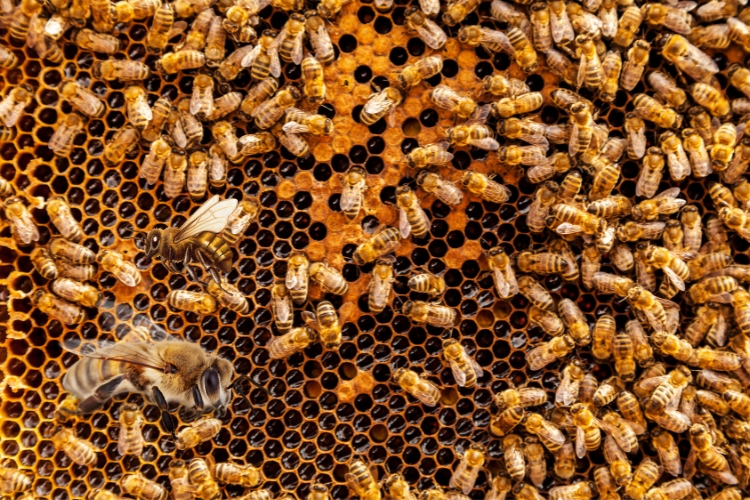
6,0,750,496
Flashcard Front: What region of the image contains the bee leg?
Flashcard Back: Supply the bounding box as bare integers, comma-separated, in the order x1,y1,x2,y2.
76,375,126,414
152,386,176,436
195,250,224,291
192,385,204,410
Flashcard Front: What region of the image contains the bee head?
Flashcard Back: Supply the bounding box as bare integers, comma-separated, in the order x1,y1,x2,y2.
202,358,233,411
145,228,164,260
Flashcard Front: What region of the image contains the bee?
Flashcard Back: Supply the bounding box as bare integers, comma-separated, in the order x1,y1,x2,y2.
555,361,584,406
544,0,574,44
498,145,547,167
490,0,531,32
449,443,485,494
527,335,575,371
140,137,171,186
207,278,248,315
549,482,596,500
416,170,463,207
286,252,309,305
568,102,595,158
175,417,221,450
527,305,564,336
353,226,402,265
442,0,480,25
9,0,41,41
240,31,281,81
145,0,178,53
167,460,195,500
712,122,738,171
481,75,530,98
141,96,171,145
303,300,346,348
210,121,240,162
163,150,187,198
430,85,485,121
636,186,689,221
365,257,395,314
570,403,603,457
520,437,545,488
643,245,690,291
620,40,650,91
575,35,602,90
395,185,430,239
345,459,381,500
527,3,553,51
598,51,622,102
460,172,511,203
144,195,238,287
175,8,212,51
725,390,750,418
492,406,526,437
691,83,731,120
89,0,114,32
122,86,153,130
71,28,120,55
725,138,750,184
186,74,215,121
309,261,348,295
216,45,257,84
696,389,730,415
103,125,140,167
393,367,441,405
680,129,712,177
594,467,619,500
487,247,518,299
492,93,544,119
644,365,693,416
556,299,589,346
50,278,99,308
296,54,328,105
93,60,151,81
168,289,217,315
203,15,226,67
648,428,681,477
525,413,566,452
188,458,221,500
678,205,701,253
304,11,334,63
502,434,525,482
624,459,662,500
213,462,262,488
334,166,367,221
689,424,738,484
408,272,445,297
218,200,256,246
0,86,31,128
61,82,105,118
404,5,448,50
633,94,682,129
526,182,559,233
458,25,514,55
44,198,82,245
317,0,350,17
495,387,547,413
402,300,456,328
284,109,333,137
518,275,554,311
116,403,144,456
603,436,632,485
156,50,206,75
267,282,294,333
30,247,57,280
360,86,402,127
660,34,719,83
3,197,38,245
385,475,417,500
687,275,739,305
251,86,300,130
516,250,568,276
643,3,694,34
633,147,665,198
187,150,208,201
51,426,97,466
589,314,616,361
648,71,688,112
205,146,228,188
97,249,141,287
505,26,538,72
267,326,316,359
550,203,606,237
0,47,16,69
546,49,578,85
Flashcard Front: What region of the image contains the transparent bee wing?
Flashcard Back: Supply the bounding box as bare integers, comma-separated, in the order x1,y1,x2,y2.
667,148,692,179
470,357,483,378
642,304,667,335
577,54,588,90
575,426,587,458
269,49,282,78
189,90,203,116
282,121,310,134
5,102,24,128
599,6,617,37
302,311,320,330
467,104,492,125
628,124,646,159
339,184,361,211
364,92,390,115
398,208,412,239
640,221,667,238
449,359,467,387
481,28,515,54
556,376,579,406
420,0,440,16
469,137,500,150
269,26,288,51
174,195,239,242
665,10,694,33
62,339,170,372
416,21,446,50
569,122,580,155
169,20,188,38
556,222,583,235
240,44,263,67
551,9,575,43
275,295,291,323
624,418,646,435
291,33,305,65
494,268,511,297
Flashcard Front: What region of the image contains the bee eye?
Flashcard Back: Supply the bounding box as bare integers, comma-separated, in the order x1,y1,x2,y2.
203,368,221,399
152,235,159,245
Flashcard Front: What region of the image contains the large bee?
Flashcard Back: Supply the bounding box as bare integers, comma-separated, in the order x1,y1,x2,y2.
144,195,237,287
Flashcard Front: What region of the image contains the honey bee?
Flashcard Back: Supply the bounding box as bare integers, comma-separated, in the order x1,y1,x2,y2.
206,145,228,188
157,50,206,74
298,53,327,104
528,305,565,336
10,0,41,41
211,121,240,162
648,428,681,476
285,251,309,305
201,15,225,67
525,413,566,452
187,150,208,200
305,11,334,63
461,172,511,203
103,125,140,167
594,467,619,500
98,249,141,287
168,289,217,315
575,35,602,90
691,83,731,120
122,86,153,130
549,481,595,500
361,86,403,127
0,86,31,128
51,278,100,308
661,129,691,178
188,458,221,500
44,197,82,243
645,479,694,500
624,458,662,500
363,257,395,314
207,278,248,315
633,147,665,198
240,30,282,81
604,436,632,485
689,423,738,484
250,86,300,130
393,367,441,406
167,460,195,500
141,96,170,145
546,49,579,85
353,226,402,265
643,245,691,291
621,40,650,91
186,74,214,121
553,241,580,281
527,3,552,51
406,272,443,297
554,300,587,347
507,26,538,72
116,403,144,456
395,185,430,239
599,51,622,102
174,417,221,450
267,326,316,359
175,8,212,51
385,474,417,500
448,443,485,493
303,300,348,348
416,170,463,207
712,123,739,171
527,335,575,371
430,85,485,122
93,60,150,81
1,466,33,495
61,82,105,118
550,202,606,237
345,460,380,500
633,94,682,129
56,259,96,280
284,109,333,137
648,72,688,112
163,150,187,197
140,137,171,186
503,434,525,481
481,75,530,100
145,0,178,53
696,389,730,415
725,390,750,418
589,314,615,361
267,282,293,333
51,426,98,466
30,247,57,280
516,250,568,276
214,462,262,488
643,3,694,34
403,8,446,50
545,0,574,43
217,45,257,84
487,246,518,299
71,28,120,54
396,55,444,89
526,182,559,233
660,34,719,83
308,261,347,296
458,25,515,54
403,300,456,328
492,406,526,437
680,129,712,177
492,92,544,118
689,23,731,49
3,197,38,245
555,361,584,406
442,0,480,25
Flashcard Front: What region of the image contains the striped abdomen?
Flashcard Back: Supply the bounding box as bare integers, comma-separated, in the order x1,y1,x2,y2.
195,232,233,273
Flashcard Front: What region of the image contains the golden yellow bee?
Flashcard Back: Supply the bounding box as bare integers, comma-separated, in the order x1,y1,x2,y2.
175,417,221,450
117,403,144,456
284,108,333,136
384,474,418,500
103,125,140,167
187,150,208,201
61,82,105,118
141,95,171,145
492,92,543,118
502,434,525,482
188,457,221,500
345,459,380,500
237,132,277,157
157,50,206,74
527,335,575,371
301,53,326,103
51,426,98,466
309,261,348,295
304,11,334,62
204,15,226,67
50,278,100,308
31,247,57,279
361,87,403,127
303,300,349,348
0,463,32,494
252,86,300,130
524,413,566,452
353,226,402,265
557,298,590,345
402,300,456,328
460,172,511,203
528,305,564,336
487,246,518,298
660,34,719,83
526,182,559,233
140,137,171,186
689,423,738,484
603,436,632,485
621,39,650,91
633,93,682,129
31,289,85,325
214,462,262,488
168,460,194,500
393,367,441,406
98,249,142,287
396,185,430,238
481,74,530,98
443,339,483,388
268,327,317,359
48,113,84,157
416,170,463,206
93,60,150,81
368,257,394,314
691,82,731,120
168,289,217,315
495,387,547,413
206,278,248,315
430,84,485,121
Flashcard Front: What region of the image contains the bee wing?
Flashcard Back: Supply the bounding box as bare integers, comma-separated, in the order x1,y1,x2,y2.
345,474,365,496
449,460,469,491
282,121,310,134
339,184,360,211
551,10,574,43
663,266,686,291
623,418,646,435
398,208,412,239
364,92,390,115
275,295,291,323
577,54,588,90
469,137,500,150
61,340,170,372
667,149,691,179
686,43,719,75
5,102,25,128
493,268,511,297
599,7,617,37
302,311,320,331
628,124,646,159
448,359,468,387
470,357,483,378
556,376,579,406
169,20,188,38
240,44,263,68
416,22,446,50
269,49,282,78
575,426,587,459
190,89,204,116
269,26,288,51
569,122,580,156
481,29,515,54
174,195,239,242
639,221,666,239
656,444,682,476
467,104,492,125
642,305,666,335
664,9,693,34
556,222,583,235
291,32,305,65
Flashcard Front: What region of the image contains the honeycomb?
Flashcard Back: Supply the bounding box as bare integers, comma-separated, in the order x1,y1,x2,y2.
1,0,750,499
